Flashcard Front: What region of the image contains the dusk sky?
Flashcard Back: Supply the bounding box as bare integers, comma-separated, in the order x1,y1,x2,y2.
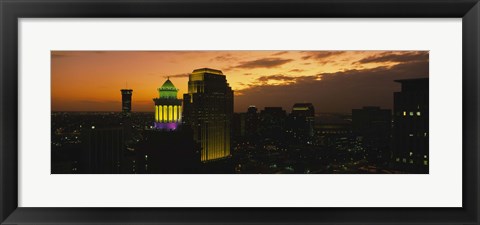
51,50,428,113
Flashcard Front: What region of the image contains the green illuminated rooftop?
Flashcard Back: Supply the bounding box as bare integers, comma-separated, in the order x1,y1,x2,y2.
158,78,178,99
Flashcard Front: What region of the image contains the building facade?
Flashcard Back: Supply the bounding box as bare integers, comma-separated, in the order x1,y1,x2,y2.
183,68,234,162
120,89,133,113
288,103,316,139
153,79,182,130
352,106,392,165
393,78,429,173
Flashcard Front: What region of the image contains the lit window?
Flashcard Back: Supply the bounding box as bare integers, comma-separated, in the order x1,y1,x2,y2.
409,152,413,156
409,112,414,116
402,158,407,163
396,158,400,162
424,155,427,159
417,111,421,116
410,159,414,164
403,111,406,116
409,134,414,137
424,132,427,137
91,126,95,129
424,160,428,165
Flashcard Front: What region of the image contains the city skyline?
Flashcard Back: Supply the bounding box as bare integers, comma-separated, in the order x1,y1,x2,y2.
51,50,429,113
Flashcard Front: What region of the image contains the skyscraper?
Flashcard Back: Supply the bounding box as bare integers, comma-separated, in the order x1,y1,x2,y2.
183,68,234,162
120,89,133,113
288,103,316,139
392,78,429,173
260,107,287,139
352,106,392,164
153,78,182,130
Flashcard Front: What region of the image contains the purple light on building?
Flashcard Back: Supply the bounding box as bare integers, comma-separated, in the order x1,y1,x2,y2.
154,122,178,131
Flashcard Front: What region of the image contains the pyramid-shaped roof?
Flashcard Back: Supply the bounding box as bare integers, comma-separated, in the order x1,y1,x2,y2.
160,79,176,90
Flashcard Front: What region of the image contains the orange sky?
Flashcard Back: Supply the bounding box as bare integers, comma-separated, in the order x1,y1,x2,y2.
51,51,429,113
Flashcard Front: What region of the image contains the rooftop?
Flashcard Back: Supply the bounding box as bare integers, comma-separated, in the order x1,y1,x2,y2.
191,68,224,75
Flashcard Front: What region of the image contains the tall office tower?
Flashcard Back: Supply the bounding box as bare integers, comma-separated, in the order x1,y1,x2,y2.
183,68,234,162
259,107,287,139
120,89,133,113
288,103,316,139
393,78,429,173
352,106,392,164
245,105,259,136
153,78,182,130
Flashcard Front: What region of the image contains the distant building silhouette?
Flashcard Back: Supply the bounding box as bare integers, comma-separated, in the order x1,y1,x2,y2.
352,106,391,164
288,103,316,140
133,128,201,174
233,106,260,139
245,106,259,137
153,78,182,130
233,113,246,138
81,124,125,174
183,68,234,162
120,89,133,113
259,107,287,139
392,78,429,173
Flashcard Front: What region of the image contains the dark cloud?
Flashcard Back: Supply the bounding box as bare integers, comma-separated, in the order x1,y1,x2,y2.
257,75,296,83
211,54,238,62
358,51,429,64
234,60,428,113
233,57,293,69
289,69,305,73
272,51,289,56
301,51,346,61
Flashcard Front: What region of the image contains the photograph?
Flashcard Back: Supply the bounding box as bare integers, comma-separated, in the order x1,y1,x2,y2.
51,50,429,174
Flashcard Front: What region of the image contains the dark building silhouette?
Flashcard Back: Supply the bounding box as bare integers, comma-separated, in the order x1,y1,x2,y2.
352,106,392,164
288,103,316,140
183,68,234,162
245,106,259,137
153,78,182,130
259,107,287,139
233,113,246,138
120,89,133,113
133,128,201,174
81,124,125,174
392,78,429,173
233,106,260,139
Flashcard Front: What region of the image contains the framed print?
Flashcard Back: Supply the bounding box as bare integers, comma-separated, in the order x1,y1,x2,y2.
1,0,479,224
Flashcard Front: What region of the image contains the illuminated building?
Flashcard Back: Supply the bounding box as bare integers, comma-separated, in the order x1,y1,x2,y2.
392,78,429,173
183,68,234,162
120,89,133,113
288,103,315,139
153,78,182,130
352,106,391,164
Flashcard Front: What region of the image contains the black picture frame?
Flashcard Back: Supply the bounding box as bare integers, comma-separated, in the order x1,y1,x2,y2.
1,0,479,224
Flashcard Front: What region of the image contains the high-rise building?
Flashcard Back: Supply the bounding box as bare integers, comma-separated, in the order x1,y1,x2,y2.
288,103,316,139
245,105,259,136
120,89,133,113
81,125,125,174
392,78,429,173
153,78,182,130
183,68,234,162
259,107,287,139
352,106,391,164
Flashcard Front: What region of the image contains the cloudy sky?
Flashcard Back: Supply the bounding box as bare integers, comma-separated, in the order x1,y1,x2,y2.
51,50,428,113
